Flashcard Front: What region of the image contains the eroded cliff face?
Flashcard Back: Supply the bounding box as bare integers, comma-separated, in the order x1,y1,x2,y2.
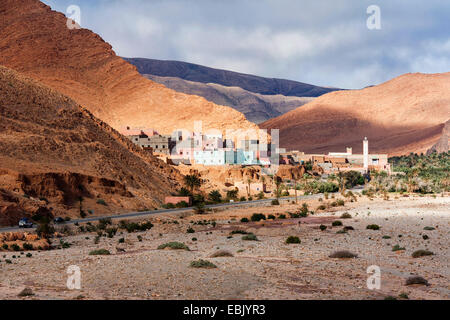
0,66,183,224
262,72,450,155
0,0,258,134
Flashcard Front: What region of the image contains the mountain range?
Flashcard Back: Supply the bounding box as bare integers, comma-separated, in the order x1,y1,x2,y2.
125,57,340,123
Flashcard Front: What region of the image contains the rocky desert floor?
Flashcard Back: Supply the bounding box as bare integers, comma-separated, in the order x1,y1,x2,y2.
0,193,448,300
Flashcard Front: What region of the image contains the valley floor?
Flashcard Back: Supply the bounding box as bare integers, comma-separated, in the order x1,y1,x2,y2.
0,194,448,300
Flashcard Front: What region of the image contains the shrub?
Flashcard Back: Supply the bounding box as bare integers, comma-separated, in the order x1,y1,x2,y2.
187,227,195,234
96,199,107,206
240,218,249,223
2,244,8,250
398,293,409,299
118,238,125,243
119,220,153,233
329,250,358,259
194,203,206,215
319,225,327,231
242,234,258,241
268,214,276,220
271,199,280,206
257,192,265,200
36,219,55,239
11,244,20,251
190,259,217,269
366,224,381,230
157,242,190,251
26,253,32,258
337,199,345,206
412,250,434,258
89,249,110,255
239,196,247,202
392,244,406,252
5,259,12,264
278,214,286,219
317,204,327,211
422,235,429,240
230,230,248,235
106,227,118,238
18,288,34,297
384,296,397,300
405,276,429,286
192,237,197,241
423,226,435,231
340,213,352,219
332,220,343,227
382,235,391,239
251,213,266,222
285,236,301,244
336,229,347,234
343,226,354,231
210,250,234,258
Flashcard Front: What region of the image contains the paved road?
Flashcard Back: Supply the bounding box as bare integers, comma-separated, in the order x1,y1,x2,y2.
0,188,363,233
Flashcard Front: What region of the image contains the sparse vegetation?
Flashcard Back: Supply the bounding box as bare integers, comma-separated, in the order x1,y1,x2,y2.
271,199,280,206
366,224,381,230
329,250,358,259
319,225,327,231
411,249,434,258
89,249,110,256
210,250,234,258
332,220,343,227
190,259,217,269
340,212,352,219
405,276,429,286
285,236,301,244
18,288,34,297
242,233,258,241
392,244,406,252
157,242,190,251
251,213,266,222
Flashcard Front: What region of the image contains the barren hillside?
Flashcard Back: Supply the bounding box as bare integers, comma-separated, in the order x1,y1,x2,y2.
261,72,450,155
0,66,182,225
0,0,258,134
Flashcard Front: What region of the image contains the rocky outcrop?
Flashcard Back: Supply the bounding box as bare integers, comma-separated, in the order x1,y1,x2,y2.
427,120,450,154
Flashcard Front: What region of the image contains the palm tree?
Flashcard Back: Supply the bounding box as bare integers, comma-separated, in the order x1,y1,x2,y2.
184,174,202,194
273,176,282,199
246,178,252,199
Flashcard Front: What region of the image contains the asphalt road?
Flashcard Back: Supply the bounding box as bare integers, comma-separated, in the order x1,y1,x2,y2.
0,188,363,233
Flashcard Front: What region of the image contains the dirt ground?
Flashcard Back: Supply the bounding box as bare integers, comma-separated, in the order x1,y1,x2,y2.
0,193,448,300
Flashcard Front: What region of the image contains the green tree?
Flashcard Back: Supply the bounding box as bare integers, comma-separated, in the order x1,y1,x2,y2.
208,190,222,203
184,174,202,194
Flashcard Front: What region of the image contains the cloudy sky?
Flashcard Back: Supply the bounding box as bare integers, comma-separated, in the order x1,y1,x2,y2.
42,0,449,89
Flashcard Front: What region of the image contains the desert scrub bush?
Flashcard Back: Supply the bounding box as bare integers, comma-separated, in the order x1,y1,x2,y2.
329,250,358,259
382,235,392,239
26,253,32,258
366,224,381,230
422,235,429,240
157,242,190,251
11,244,20,251
285,236,301,244
423,226,435,231
230,230,248,235
251,213,266,222
332,220,343,227
267,214,276,220
405,276,429,286
18,288,34,297
278,214,287,219
317,204,327,211
336,229,347,234
194,203,206,214
96,199,107,206
186,227,195,234
119,220,153,233
190,259,217,269
319,225,327,231
411,250,434,258
89,249,110,255
2,244,8,250
106,227,118,238
118,238,125,243
210,250,234,258
384,296,397,300
398,293,409,299
240,218,249,223
242,234,258,241
340,212,352,219
392,244,406,252
271,199,280,206
336,199,345,206
343,226,354,231
137,235,143,242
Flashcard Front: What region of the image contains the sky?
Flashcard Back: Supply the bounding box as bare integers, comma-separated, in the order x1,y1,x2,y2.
42,0,450,89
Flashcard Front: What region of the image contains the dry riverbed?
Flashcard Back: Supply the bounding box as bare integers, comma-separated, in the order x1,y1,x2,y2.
0,194,448,300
